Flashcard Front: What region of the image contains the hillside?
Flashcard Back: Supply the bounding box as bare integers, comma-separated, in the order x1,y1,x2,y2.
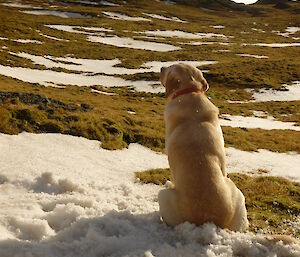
0,0,299,255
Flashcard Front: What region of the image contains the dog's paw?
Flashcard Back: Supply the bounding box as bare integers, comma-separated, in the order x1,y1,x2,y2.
165,180,174,189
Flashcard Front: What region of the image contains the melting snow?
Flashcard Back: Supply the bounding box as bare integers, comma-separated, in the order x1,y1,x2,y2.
210,25,225,29
1,2,41,9
13,52,216,75
46,25,180,52
219,114,300,131
140,30,230,39
103,11,151,21
0,132,299,256
275,27,300,38
248,81,300,102
13,39,43,44
226,148,300,182
99,0,120,6
87,35,181,52
0,52,216,92
46,24,112,35
22,10,91,18
39,33,68,42
244,43,300,47
236,53,269,59
144,13,186,23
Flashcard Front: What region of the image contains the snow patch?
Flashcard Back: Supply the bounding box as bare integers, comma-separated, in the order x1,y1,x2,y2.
22,10,91,18
0,133,299,256
236,53,268,59
144,13,186,23
140,30,230,40
243,43,300,47
248,81,300,102
226,148,300,182
103,11,151,21
219,114,300,131
87,34,180,52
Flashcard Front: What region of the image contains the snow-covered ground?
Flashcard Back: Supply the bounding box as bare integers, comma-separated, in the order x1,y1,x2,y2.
219,114,300,131
144,13,186,23
22,10,91,18
0,52,216,92
103,11,151,21
139,30,230,40
236,53,268,59
248,81,300,102
0,132,299,257
243,43,300,48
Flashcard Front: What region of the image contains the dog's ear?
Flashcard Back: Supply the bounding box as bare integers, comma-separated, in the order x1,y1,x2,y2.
165,74,180,98
194,67,209,92
200,76,209,92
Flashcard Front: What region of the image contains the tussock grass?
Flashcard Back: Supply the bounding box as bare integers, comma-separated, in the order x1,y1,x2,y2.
0,76,298,153
0,0,299,240
135,168,300,237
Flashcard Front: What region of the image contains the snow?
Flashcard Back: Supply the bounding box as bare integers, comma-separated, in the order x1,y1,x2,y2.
13,39,43,44
46,24,112,35
140,30,230,39
45,25,181,52
226,148,300,182
22,10,91,18
210,25,225,29
244,43,300,47
99,0,120,6
183,41,231,46
248,81,300,102
0,64,165,92
0,52,216,92
1,2,41,9
87,35,180,52
141,60,218,72
13,52,215,75
91,89,116,95
219,114,300,131
40,33,68,42
236,53,268,59
286,27,300,34
144,13,186,23
103,11,151,22
0,132,299,256
276,27,300,38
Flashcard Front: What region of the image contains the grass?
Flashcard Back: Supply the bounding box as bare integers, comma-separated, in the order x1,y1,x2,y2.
135,168,300,238
0,0,299,241
0,77,299,153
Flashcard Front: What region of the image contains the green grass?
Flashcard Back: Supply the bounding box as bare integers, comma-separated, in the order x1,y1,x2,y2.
0,75,299,153
135,168,300,237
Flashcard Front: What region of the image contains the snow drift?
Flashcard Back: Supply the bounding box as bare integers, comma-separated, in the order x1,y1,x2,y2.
0,133,299,257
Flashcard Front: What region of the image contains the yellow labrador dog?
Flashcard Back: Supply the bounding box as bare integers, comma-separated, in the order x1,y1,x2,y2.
158,63,248,231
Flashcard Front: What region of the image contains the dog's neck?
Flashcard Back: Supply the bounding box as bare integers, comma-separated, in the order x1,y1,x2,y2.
171,87,202,100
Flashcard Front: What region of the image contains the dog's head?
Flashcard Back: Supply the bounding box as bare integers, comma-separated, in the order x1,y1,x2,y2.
160,63,209,98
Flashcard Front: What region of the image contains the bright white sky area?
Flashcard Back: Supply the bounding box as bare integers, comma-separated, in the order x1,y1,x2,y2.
231,0,258,4
0,133,299,256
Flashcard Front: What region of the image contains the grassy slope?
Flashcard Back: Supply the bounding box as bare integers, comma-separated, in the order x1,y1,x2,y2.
135,169,300,238
0,0,299,239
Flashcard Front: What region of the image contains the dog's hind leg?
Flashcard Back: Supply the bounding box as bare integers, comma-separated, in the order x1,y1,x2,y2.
224,178,249,231
158,188,182,226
